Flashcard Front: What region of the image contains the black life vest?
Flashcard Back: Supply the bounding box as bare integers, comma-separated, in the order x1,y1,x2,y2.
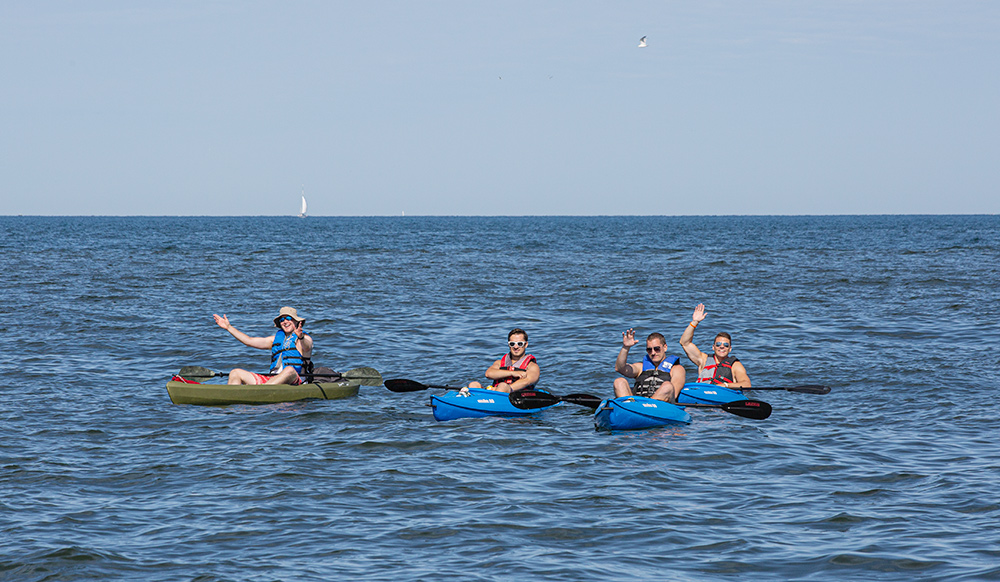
633,353,681,397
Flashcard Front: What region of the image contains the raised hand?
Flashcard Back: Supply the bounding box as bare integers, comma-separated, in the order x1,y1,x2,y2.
692,304,707,323
213,313,231,330
622,328,639,348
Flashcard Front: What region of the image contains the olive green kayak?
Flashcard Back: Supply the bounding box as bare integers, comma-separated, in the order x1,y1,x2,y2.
166,379,361,406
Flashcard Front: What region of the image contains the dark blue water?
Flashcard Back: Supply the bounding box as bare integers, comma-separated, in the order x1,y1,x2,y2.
2,215,999,581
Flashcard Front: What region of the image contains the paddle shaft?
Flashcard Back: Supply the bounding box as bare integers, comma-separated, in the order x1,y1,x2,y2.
384,378,468,392
739,385,830,394
384,378,535,393
192,370,359,379
690,384,830,395
179,366,380,382
508,390,601,411
511,389,771,420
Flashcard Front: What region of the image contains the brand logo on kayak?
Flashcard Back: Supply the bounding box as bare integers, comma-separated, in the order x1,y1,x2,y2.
477,398,495,404
705,391,718,394
641,403,657,408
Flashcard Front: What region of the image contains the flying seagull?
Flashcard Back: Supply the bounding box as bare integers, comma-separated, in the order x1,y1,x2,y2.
638,36,647,48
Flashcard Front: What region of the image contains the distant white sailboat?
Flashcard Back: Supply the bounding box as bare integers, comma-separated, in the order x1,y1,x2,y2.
298,189,307,218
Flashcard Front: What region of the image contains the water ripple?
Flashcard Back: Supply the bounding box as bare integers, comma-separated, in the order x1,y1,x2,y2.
2,215,999,581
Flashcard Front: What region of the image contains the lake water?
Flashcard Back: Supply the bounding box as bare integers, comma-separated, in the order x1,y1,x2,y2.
2,215,999,581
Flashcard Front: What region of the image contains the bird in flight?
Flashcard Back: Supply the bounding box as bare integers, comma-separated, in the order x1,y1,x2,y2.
638,36,647,48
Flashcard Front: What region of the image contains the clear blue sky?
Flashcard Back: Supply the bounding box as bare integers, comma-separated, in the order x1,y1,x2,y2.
2,1,998,215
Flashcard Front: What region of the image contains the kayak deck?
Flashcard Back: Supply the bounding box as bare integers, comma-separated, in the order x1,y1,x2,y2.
431,387,558,421
166,379,360,406
677,382,746,405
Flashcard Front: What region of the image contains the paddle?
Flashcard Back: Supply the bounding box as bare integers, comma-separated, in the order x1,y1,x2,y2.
683,399,772,420
383,378,464,393
177,366,383,386
510,389,772,420
508,389,604,410
740,384,830,395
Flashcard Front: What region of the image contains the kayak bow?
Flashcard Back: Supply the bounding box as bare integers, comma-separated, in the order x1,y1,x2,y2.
594,396,692,431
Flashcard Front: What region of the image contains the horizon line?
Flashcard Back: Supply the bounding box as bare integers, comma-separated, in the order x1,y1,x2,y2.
3,213,997,218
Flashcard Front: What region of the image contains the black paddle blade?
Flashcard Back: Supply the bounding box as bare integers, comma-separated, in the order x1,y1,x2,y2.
509,389,560,410
562,393,604,410
721,399,772,420
384,378,429,393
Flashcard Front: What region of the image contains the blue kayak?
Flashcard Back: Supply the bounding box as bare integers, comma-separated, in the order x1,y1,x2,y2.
677,382,745,405
430,387,559,421
594,396,692,431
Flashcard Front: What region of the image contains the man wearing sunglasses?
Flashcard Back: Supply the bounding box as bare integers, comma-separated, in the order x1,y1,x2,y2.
211,306,314,385
467,328,540,393
613,328,686,402
679,303,751,388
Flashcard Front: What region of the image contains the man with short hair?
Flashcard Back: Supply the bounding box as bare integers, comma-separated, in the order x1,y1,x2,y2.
468,328,540,393
679,303,751,389
212,307,314,385
613,328,686,402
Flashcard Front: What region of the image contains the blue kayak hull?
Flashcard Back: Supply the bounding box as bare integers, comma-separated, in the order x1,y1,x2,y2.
430,387,558,421
594,396,692,431
677,382,745,405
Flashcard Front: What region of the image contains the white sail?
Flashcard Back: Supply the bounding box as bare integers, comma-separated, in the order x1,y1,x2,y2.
299,194,307,218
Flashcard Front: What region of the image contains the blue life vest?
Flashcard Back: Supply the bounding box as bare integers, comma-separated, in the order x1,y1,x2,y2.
271,331,306,373
633,353,681,397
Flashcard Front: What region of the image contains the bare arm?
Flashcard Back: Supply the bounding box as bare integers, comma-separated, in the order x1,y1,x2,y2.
506,361,540,392
484,359,515,382
729,361,751,389
616,328,641,378
292,321,313,358
485,360,539,393
213,314,273,350
679,304,708,368
670,363,686,398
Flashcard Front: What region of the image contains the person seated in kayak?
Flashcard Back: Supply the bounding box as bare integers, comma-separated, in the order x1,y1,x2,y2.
467,328,540,394
613,329,686,402
679,303,751,389
212,307,314,385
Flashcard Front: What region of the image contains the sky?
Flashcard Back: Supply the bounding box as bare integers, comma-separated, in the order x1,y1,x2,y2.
2,1,998,216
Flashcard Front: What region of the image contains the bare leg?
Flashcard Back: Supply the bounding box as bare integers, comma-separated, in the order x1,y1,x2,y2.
265,367,300,385
227,368,259,385
613,377,633,397
650,380,677,403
